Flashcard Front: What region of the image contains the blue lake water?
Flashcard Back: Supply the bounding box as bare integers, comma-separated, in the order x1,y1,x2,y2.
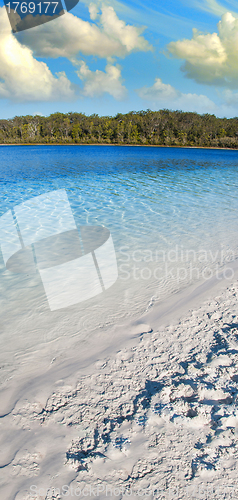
1,145,238,352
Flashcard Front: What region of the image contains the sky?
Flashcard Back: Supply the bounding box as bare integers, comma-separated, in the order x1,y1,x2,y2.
1,0,238,118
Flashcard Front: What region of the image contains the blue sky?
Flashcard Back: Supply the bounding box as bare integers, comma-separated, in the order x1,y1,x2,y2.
1,0,238,118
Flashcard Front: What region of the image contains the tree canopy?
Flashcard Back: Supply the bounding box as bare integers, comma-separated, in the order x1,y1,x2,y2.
0,109,238,148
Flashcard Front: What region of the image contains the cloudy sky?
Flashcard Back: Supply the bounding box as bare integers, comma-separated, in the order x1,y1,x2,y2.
1,0,238,118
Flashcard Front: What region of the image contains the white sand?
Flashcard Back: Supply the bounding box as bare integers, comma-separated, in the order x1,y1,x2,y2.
1,261,238,499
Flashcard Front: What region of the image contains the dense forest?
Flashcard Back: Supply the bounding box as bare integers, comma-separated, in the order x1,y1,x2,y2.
1,109,238,148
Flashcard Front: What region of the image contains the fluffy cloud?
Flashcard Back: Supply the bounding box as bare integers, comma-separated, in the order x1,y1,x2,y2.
0,1,151,103
138,78,179,101
137,78,217,113
16,4,151,59
167,12,238,87
77,62,127,99
0,7,76,102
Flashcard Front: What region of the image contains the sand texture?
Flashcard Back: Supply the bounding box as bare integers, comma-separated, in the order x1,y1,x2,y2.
1,276,238,499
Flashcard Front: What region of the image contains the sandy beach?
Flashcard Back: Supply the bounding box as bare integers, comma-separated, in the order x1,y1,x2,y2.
1,258,238,499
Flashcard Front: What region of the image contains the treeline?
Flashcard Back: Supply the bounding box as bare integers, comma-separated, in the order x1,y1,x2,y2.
1,109,238,148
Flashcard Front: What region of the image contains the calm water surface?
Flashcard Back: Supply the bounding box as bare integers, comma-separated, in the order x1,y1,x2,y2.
0,145,238,355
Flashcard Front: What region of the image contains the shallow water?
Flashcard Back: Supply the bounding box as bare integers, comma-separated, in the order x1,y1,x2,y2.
0,145,238,360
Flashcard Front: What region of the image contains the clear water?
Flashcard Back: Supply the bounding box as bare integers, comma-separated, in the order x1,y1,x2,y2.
0,145,238,364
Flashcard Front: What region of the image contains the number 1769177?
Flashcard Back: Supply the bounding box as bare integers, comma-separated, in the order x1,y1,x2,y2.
5,2,59,14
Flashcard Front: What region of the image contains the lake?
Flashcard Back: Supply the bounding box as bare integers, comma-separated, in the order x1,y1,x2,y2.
0,145,238,376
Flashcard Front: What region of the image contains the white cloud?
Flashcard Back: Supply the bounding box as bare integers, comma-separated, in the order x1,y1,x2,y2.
167,12,238,87
137,78,217,113
82,0,198,40
77,62,127,99
0,1,152,103
99,5,148,53
222,89,238,105
88,2,99,20
16,4,151,60
0,7,76,102
138,78,179,101
191,0,238,18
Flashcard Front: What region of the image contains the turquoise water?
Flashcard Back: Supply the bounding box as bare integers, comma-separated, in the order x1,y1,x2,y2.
1,145,238,339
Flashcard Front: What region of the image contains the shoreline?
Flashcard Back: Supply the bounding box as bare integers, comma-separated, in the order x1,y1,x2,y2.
1,140,238,496
1,256,238,416
0,143,238,150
